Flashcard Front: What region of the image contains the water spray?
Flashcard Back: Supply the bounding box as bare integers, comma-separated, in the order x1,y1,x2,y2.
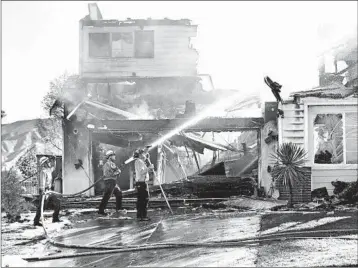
122,91,259,213
124,91,258,164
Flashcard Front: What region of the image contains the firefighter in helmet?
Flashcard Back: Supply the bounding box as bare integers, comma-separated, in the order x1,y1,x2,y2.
98,150,123,215
33,156,61,226
133,148,153,221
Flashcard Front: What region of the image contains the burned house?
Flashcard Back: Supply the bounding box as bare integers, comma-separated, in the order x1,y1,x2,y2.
272,34,358,201
59,3,265,197
58,4,357,201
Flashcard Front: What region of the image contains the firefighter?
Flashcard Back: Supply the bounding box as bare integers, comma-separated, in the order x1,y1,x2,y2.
134,148,153,221
33,157,61,226
98,150,123,216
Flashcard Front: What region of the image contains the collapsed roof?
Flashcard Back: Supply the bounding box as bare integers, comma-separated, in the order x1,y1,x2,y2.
82,3,194,27
290,82,357,99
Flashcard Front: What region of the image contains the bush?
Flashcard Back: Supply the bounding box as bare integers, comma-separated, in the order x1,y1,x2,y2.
1,168,34,222
16,146,38,181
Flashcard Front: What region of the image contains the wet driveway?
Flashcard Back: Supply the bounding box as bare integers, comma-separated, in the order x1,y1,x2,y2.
22,210,358,267
28,211,261,267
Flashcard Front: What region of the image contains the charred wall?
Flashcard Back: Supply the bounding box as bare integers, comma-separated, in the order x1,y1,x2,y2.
84,77,215,119
63,119,94,196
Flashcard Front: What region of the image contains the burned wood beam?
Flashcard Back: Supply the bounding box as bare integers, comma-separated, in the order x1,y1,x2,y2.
156,145,164,184
192,149,201,173
93,117,264,133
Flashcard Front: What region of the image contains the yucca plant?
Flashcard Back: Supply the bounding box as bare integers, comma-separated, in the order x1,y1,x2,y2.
270,142,308,208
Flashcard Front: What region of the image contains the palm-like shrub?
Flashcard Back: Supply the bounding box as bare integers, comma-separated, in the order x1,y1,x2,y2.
271,142,308,207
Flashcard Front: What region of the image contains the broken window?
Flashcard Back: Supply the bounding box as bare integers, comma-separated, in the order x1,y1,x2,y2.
89,33,110,57
112,33,134,58
314,114,343,164
314,112,358,165
135,31,154,58
345,112,358,164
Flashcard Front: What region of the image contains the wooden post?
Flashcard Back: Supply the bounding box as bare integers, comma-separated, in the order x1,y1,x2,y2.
212,132,217,165
88,130,94,196
162,150,167,184
257,129,262,189
129,165,134,189
156,145,164,184
242,143,247,155
192,149,200,173
184,146,191,162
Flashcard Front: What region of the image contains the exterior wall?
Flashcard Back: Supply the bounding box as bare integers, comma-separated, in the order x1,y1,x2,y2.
260,120,278,195
63,120,94,196
311,169,357,196
278,102,304,146
79,23,198,78
278,97,358,196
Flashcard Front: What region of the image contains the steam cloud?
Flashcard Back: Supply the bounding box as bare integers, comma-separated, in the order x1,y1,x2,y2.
127,100,155,120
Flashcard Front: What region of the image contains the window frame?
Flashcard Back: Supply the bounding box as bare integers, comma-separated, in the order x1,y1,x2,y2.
88,32,111,58
88,31,155,59
110,32,135,59
88,32,135,59
305,102,358,170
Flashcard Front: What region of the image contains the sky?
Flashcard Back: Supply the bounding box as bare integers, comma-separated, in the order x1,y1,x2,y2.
1,1,357,124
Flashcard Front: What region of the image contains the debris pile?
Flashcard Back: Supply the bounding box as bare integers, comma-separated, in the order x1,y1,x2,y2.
331,180,358,204
123,175,258,199
274,180,358,211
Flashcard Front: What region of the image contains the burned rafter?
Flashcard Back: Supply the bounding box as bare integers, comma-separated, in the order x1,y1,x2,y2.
92,117,264,133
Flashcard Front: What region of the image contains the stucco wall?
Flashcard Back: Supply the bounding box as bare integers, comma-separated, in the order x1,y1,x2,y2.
63,120,94,196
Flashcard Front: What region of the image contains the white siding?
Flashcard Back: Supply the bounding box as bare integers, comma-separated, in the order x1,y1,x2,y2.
279,99,358,194
311,169,357,195
279,103,305,146
79,24,198,78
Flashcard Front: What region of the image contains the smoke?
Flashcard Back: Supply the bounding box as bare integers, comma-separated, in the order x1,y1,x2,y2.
127,100,155,120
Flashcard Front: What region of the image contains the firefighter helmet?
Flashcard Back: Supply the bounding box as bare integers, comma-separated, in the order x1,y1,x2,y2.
133,148,144,158
39,156,49,166
105,150,115,158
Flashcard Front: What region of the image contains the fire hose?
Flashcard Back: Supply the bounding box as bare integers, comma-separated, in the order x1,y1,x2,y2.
26,234,358,262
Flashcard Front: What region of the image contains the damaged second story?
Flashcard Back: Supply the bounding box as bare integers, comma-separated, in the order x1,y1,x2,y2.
79,5,198,79
318,34,357,88
72,3,216,120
